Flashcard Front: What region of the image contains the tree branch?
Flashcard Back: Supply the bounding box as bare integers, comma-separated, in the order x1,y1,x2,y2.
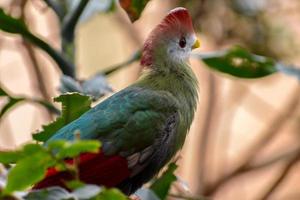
61,0,89,43
19,0,53,119
99,50,141,76
259,153,300,200
24,32,75,77
43,0,65,20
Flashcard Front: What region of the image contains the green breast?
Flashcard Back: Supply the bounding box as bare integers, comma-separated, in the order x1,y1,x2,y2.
135,61,199,150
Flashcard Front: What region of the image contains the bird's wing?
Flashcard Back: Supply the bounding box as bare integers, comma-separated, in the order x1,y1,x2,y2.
47,86,179,156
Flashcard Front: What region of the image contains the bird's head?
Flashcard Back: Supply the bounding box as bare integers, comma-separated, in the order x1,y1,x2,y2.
141,7,200,67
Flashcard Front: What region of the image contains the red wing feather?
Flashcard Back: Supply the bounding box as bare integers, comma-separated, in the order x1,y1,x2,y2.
33,151,130,189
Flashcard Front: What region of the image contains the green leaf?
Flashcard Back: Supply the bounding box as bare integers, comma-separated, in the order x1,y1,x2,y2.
150,163,178,200
0,144,44,164
96,188,128,200
65,180,85,190
200,46,277,78
56,140,101,159
0,151,22,164
33,93,92,142
4,151,55,193
22,143,45,155
119,0,151,22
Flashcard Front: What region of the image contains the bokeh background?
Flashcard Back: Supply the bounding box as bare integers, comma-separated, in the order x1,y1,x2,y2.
1,0,300,199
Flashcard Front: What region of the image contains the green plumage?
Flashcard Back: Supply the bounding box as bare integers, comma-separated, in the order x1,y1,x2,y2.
48,60,198,156
46,7,199,194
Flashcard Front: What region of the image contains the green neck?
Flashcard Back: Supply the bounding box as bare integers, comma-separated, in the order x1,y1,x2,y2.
136,60,198,147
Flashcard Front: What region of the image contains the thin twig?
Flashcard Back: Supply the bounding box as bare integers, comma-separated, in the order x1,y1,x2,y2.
43,0,65,20
259,153,300,200
100,50,141,76
61,0,89,43
24,32,75,77
114,9,144,79
20,0,53,120
169,193,209,200
246,147,300,171
22,42,51,100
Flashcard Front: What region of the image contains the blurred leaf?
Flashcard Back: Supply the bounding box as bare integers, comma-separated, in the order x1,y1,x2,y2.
71,184,101,199
22,143,45,155
81,75,113,100
120,0,151,22
47,140,69,151
60,75,83,93
68,0,116,23
275,63,300,81
0,151,22,164
0,144,45,165
150,163,177,200
0,8,74,77
25,185,102,200
198,46,277,78
66,180,86,190
60,75,112,101
96,188,128,200
25,186,73,200
4,151,55,193
56,140,101,159
33,93,92,142
231,0,267,16
134,188,160,200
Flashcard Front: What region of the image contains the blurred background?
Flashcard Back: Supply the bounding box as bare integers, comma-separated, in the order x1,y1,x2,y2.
0,0,300,199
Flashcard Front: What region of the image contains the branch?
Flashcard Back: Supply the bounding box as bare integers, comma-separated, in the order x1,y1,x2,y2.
99,50,141,76
61,0,89,43
246,147,300,171
259,153,300,200
0,7,75,77
20,1,53,117
25,33,75,77
169,193,209,200
43,0,65,20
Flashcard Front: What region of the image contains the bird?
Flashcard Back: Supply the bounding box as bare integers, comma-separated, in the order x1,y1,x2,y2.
34,7,200,195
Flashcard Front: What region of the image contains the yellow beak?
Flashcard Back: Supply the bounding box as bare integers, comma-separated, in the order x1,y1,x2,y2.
192,38,200,49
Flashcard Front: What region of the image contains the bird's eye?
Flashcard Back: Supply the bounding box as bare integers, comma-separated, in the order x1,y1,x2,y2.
179,37,186,48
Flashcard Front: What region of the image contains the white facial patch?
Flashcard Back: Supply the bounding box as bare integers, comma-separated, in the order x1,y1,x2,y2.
167,35,196,63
